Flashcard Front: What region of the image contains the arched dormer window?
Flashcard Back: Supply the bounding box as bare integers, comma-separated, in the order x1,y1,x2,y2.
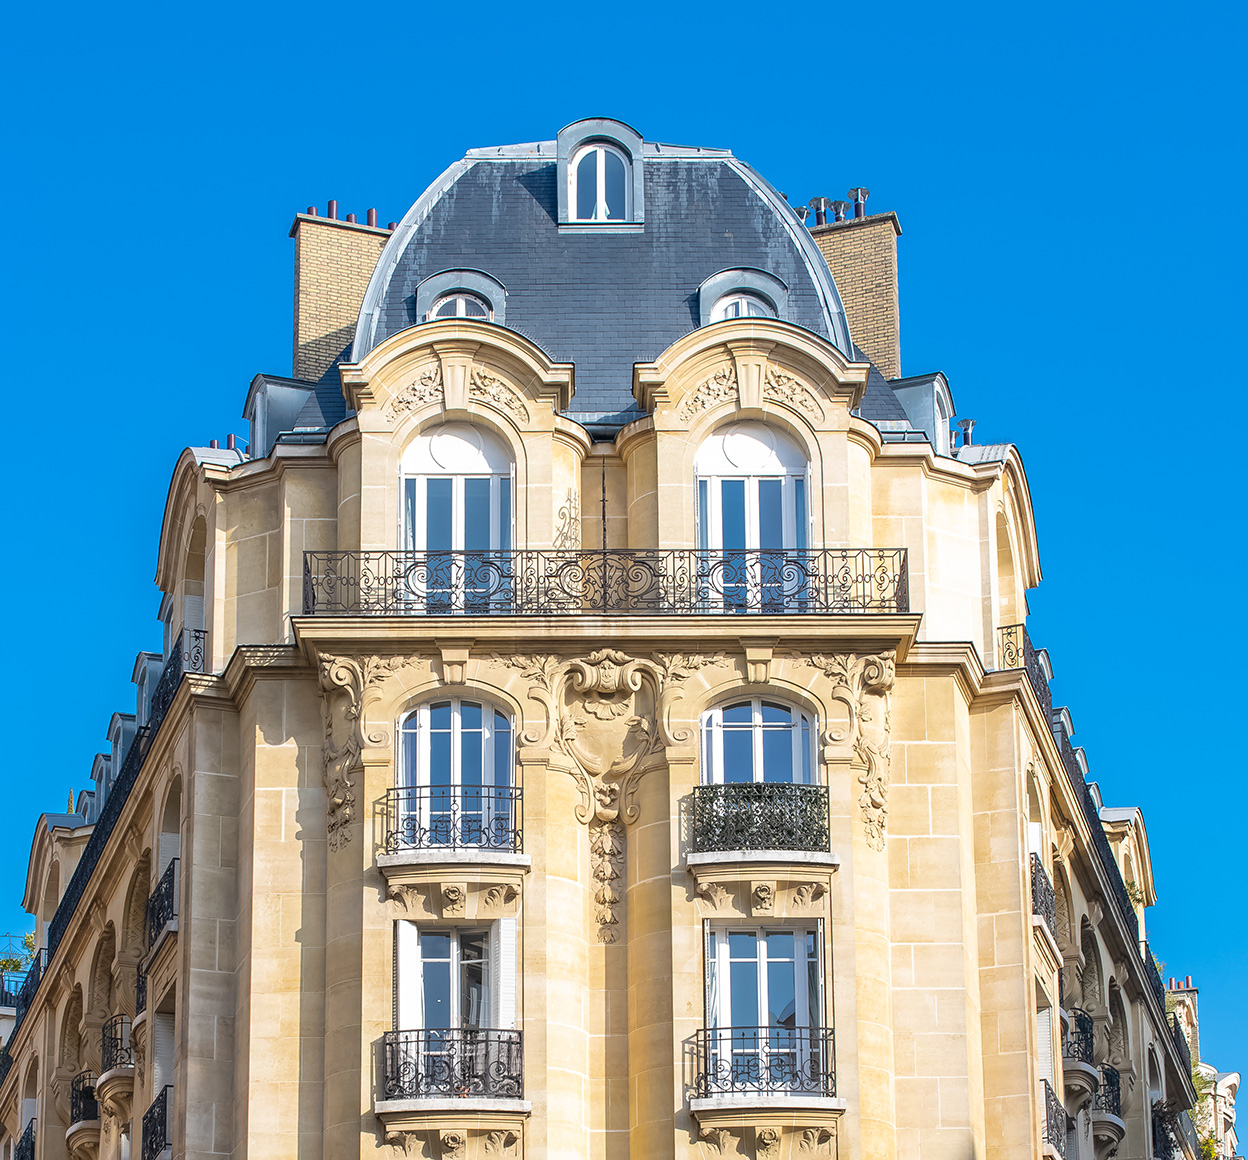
400,425,514,611
694,423,809,611
428,292,491,321
414,269,506,327
710,293,776,322
556,118,644,229
699,268,789,326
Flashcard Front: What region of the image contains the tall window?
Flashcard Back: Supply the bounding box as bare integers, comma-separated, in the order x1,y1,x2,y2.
695,423,809,610
570,141,631,222
398,699,514,849
401,424,513,610
702,700,812,785
705,926,825,1092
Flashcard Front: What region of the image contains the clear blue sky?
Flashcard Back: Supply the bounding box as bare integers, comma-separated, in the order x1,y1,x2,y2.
3,0,1243,1065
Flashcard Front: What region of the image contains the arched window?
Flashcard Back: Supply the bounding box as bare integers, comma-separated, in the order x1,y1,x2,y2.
710,292,777,322
694,423,809,611
570,141,631,222
702,699,813,785
401,425,513,611
396,699,515,850
427,292,492,321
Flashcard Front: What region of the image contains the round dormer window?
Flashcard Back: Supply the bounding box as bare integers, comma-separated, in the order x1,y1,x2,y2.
710,292,776,322
428,292,492,320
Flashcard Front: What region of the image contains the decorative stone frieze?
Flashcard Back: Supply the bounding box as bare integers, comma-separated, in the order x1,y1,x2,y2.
763,364,822,420
384,363,443,422
679,363,737,419
469,365,527,421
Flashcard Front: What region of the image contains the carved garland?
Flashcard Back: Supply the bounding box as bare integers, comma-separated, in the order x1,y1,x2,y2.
764,364,822,419
679,363,737,419
385,364,443,421
795,651,897,851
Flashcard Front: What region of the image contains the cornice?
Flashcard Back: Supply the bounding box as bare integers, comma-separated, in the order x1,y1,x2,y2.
899,640,986,702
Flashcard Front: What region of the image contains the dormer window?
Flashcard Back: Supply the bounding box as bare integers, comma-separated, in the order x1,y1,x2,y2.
710,292,776,322
428,292,492,321
571,142,631,222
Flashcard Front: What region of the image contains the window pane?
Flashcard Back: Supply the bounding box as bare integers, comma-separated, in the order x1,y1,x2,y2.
433,298,458,318
723,727,754,784
759,479,783,551
463,297,488,317
460,931,489,1029
493,712,512,787
698,479,709,551
724,703,753,725
430,702,452,791
762,722,794,783
746,297,770,317
460,704,483,789
401,718,420,786
806,931,821,1027
404,478,417,549
499,478,511,551
422,933,452,1029
721,480,746,551
426,478,453,551
464,478,491,552
576,151,597,220
728,932,759,1027
603,149,627,220
794,478,806,550
766,932,797,1028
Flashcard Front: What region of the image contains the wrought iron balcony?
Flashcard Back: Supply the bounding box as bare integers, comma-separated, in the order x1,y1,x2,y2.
382,1029,523,1100
303,547,909,617
1094,1065,1122,1118
1170,1012,1192,1076
149,628,207,728
1031,854,1058,940
1153,1107,1177,1160
15,1118,34,1160
136,966,147,1015
0,1047,11,1085
1044,1078,1069,1157
12,949,46,1033
997,623,1053,720
142,1085,172,1160
0,969,22,1008
1063,1007,1094,1065
385,786,523,854
693,1026,836,1098
689,784,830,855
102,1013,134,1072
147,858,179,949
70,1070,99,1124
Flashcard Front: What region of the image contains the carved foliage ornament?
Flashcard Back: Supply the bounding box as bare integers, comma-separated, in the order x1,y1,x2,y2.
385,364,444,421
469,366,528,421
764,365,822,418
319,654,423,848
679,363,737,419
796,651,896,850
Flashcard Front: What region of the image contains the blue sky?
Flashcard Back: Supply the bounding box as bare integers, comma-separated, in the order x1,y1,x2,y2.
3,0,1243,1065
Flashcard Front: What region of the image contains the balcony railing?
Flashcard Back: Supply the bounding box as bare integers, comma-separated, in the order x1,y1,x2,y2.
382,1029,523,1100
70,1070,99,1124
1044,1078,1069,1158
15,1118,34,1160
147,858,179,949
142,1085,172,1160
12,949,46,1033
1153,1108,1177,1160
303,548,910,617
0,969,23,1008
45,629,206,966
1031,854,1058,940
1170,1012,1193,1077
693,1026,836,1098
689,784,831,855
102,1013,134,1071
1094,1065,1122,1117
997,623,1053,721
1062,1007,1094,1065
0,1048,11,1085
384,786,523,854
136,966,147,1015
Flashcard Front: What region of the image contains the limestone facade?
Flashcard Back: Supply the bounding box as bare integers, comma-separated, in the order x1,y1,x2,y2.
0,124,1201,1160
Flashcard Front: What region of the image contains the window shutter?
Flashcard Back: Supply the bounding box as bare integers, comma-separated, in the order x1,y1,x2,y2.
704,923,719,1028
183,594,204,633
490,918,517,1030
396,921,421,1030
154,1010,176,1090
1036,1006,1054,1083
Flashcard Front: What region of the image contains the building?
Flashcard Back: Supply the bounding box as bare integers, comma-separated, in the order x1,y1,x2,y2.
0,118,1202,1160
1168,977,1240,1158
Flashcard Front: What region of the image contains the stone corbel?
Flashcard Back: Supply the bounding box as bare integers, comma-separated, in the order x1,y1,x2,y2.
728,339,776,410
750,882,776,917
483,1129,521,1155
798,1125,837,1152
755,1125,782,1156
441,884,468,919
791,882,828,913
434,342,481,411
438,1129,467,1159
740,641,774,684
385,883,432,920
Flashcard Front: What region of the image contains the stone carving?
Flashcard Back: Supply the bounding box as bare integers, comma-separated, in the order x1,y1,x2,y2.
591,819,626,942
751,882,775,914
554,490,581,551
756,1126,782,1156
679,363,737,419
792,882,828,911
441,884,467,918
470,365,528,420
385,883,428,918
764,364,822,419
697,1125,734,1155
386,364,444,421
798,1125,836,1152
483,1128,521,1155
796,651,897,851
483,883,520,912
439,1130,467,1159
696,880,731,911
381,1130,423,1158
319,654,421,849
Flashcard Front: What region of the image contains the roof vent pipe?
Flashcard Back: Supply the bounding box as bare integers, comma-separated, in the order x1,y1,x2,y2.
958,418,976,447
346,213,357,223
367,208,377,227
810,197,831,227
387,221,397,230
832,200,851,222
848,187,870,218
793,203,810,223
210,439,219,449
327,199,338,220
226,434,236,450
306,206,318,216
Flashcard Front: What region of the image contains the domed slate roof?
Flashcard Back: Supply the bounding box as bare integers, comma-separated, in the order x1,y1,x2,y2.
351,123,859,431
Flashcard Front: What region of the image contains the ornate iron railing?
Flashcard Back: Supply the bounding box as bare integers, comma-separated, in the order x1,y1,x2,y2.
997,623,1053,721
693,1026,836,1098
1170,1012,1192,1077
303,548,909,617
1153,1107,1177,1160
1145,951,1167,1013
147,858,179,949
46,628,206,971
1063,1007,1094,1065
102,1013,134,1071
0,1048,11,1085
0,969,23,1008
382,1029,523,1100
385,786,523,854
70,1070,98,1124
142,1085,172,1160
1094,1065,1122,1117
12,949,46,1032
689,784,831,854
1031,854,1058,940
15,1118,34,1160
136,966,147,1015
1176,1109,1199,1156
1044,1078,1069,1158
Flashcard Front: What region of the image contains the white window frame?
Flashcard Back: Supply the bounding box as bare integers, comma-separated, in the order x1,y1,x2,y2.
569,141,632,223
701,699,813,786
427,291,493,321
710,292,777,322
396,920,517,1031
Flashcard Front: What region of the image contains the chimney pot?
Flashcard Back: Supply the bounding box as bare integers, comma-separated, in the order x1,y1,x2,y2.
226,434,236,450
327,199,338,220
1187,975,1193,988
346,213,357,223
831,200,850,222
848,187,870,218
306,206,318,216
210,439,219,449
958,418,976,447
367,208,377,227
387,221,397,230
